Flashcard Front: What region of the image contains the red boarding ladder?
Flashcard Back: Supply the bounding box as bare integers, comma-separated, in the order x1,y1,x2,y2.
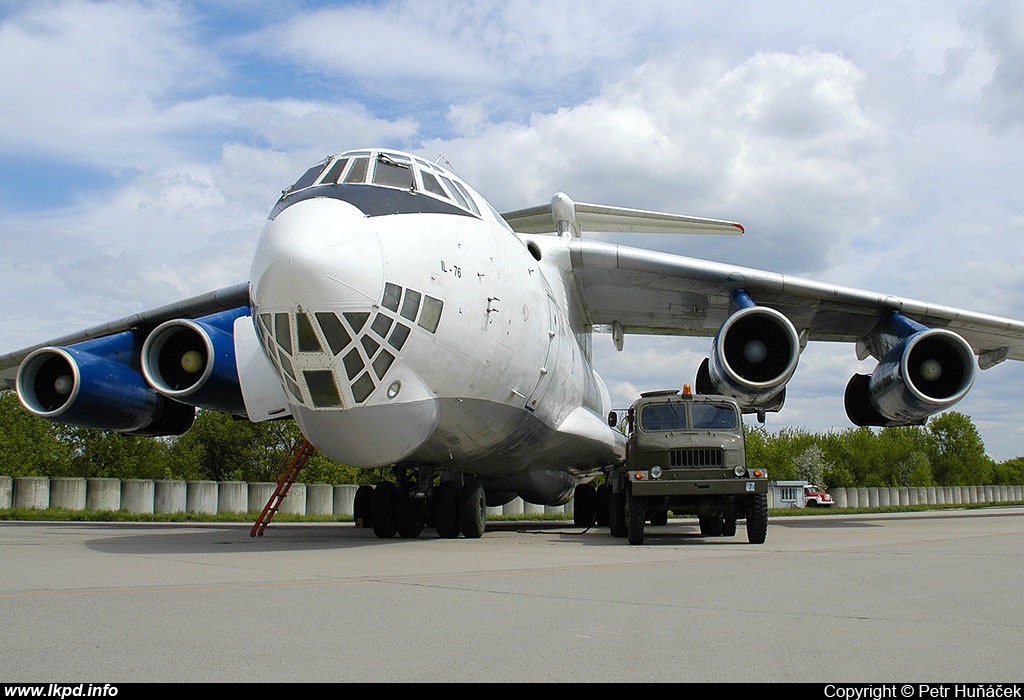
251,438,316,537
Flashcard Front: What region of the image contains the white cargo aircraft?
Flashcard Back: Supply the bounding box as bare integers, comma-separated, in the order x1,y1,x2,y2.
3,148,1024,538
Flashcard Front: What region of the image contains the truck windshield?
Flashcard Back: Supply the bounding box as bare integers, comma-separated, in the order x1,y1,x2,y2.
691,403,738,430
639,404,688,431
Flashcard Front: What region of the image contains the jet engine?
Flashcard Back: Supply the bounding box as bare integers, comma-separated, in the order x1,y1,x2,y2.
696,290,800,414
140,307,248,416
16,333,195,436
844,313,976,427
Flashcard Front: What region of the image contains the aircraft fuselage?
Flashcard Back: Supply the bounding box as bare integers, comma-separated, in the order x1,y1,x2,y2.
248,151,620,500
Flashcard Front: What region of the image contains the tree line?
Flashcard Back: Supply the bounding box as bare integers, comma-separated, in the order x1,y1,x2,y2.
2,392,1023,488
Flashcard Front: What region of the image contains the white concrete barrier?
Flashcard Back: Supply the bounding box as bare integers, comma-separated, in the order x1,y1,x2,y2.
248,483,275,513
0,477,1019,517
50,477,86,510
86,478,120,511
155,480,186,513
502,497,524,516
217,482,248,514
187,481,218,514
122,480,154,514
306,483,333,516
333,485,357,516
278,482,306,515
13,477,49,509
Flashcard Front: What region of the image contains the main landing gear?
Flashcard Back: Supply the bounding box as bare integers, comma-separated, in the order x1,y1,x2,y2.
353,473,487,540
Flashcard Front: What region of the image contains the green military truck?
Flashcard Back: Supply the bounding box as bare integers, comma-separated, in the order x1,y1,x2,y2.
607,387,768,545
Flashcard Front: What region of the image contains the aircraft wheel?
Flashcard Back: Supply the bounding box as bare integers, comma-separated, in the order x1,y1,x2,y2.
649,510,668,526
573,483,597,527
434,481,461,539
627,490,645,545
746,493,768,545
396,483,424,538
371,482,397,538
353,484,374,528
460,480,486,539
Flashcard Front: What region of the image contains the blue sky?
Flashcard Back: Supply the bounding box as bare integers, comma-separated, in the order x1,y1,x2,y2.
2,0,1024,459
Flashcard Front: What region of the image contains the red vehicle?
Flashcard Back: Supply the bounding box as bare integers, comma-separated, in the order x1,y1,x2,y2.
803,485,834,507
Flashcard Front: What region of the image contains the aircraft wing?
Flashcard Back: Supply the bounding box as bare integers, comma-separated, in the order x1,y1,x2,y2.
0,282,250,389
569,238,1024,367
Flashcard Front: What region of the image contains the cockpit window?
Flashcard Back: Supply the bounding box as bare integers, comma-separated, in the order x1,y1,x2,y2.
420,170,449,198
372,152,413,188
449,179,480,215
320,157,349,185
285,162,326,194
344,156,369,183
279,150,483,218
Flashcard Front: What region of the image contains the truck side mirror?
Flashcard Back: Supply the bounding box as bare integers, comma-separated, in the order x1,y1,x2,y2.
607,411,617,428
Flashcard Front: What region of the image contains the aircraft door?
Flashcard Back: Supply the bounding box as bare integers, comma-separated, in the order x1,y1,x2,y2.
524,295,561,414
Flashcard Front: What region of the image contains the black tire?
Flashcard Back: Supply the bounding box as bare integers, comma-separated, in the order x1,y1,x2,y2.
460,480,486,539
396,483,424,538
371,482,397,538
650,509,668,526
699,514,724,537
746,493,768,544
610,489,627,538
573,483,597,527
433,480,461,539
595,484,609,527
627,490,645,545
722,511,737,537
353,484,374,528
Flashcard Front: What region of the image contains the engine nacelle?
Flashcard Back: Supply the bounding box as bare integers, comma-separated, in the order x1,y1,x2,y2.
844,325,976,427
16,334,194,436
697,292,800,413
141,307,249,416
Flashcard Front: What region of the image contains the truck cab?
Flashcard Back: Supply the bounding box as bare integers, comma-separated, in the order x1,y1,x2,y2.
608,386,768,545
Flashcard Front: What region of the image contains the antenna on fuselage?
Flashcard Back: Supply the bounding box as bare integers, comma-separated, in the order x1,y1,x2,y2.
435,154,458,175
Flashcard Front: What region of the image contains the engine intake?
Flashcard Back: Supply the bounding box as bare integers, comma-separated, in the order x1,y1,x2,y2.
16,334,194,436
141,307,249,415
697,291,800,414
845,318,976,427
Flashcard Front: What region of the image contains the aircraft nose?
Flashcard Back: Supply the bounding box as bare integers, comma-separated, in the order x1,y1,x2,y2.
251,198,383,313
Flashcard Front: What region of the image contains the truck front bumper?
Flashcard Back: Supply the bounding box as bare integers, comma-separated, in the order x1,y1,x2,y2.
628,468,767,497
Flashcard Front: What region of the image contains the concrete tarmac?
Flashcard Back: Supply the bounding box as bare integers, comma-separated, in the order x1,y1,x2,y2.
1,508,1023,683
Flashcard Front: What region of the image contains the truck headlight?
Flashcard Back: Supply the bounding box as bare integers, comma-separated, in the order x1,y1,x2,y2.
733,465,747,477
650,466,662,479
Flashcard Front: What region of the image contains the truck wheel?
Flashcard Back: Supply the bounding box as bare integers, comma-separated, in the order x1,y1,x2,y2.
573,483,597,527
627,491,645,545
610,490,627,538
722,512,737,537
699,515,723,537
650,510,668,526
595,484,610,527
746,493,768,544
